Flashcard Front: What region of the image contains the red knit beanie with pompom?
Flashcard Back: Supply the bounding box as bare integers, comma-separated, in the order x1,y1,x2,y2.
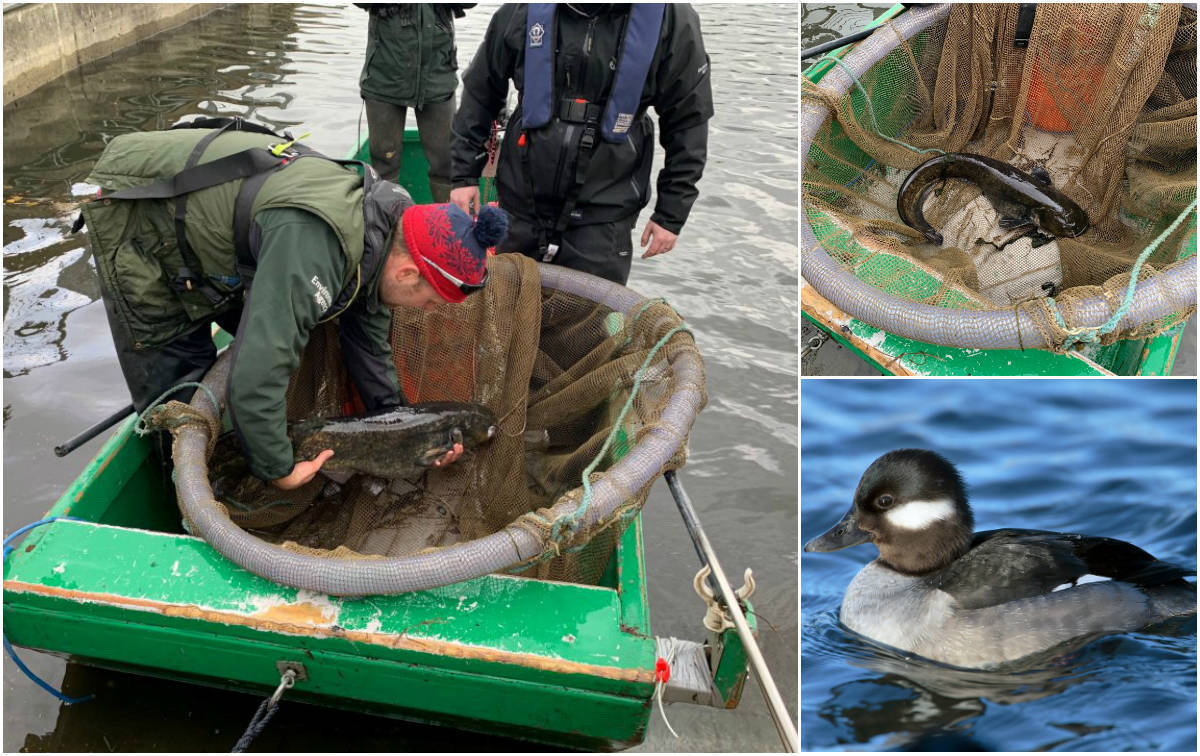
401,204,509,303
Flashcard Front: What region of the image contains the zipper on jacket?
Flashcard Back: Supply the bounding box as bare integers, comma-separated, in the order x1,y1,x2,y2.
585,16,597,54
553,123,578,200
415,5,425,108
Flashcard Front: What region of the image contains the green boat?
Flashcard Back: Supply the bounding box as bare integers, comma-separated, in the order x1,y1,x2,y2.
3,129,759,751
802,3,1197,376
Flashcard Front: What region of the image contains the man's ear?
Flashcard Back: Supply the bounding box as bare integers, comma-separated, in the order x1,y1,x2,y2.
387,253,422,283
396,262,422,282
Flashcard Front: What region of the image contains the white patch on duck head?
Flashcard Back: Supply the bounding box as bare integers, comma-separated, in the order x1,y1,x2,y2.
883,498,957,530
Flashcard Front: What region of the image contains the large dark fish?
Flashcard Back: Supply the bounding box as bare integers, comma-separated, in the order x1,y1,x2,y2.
897,152,1090,246
291,402,498,479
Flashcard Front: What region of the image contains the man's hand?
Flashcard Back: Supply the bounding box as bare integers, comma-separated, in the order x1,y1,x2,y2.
640,220,678,258
450,186,480,218
432,442,464,468
272,449,334,490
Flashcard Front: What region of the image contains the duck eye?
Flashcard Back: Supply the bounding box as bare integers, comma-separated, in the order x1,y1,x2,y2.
877,494,894,509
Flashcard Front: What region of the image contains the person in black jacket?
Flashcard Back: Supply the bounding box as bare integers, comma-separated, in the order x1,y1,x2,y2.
357,4,474,201
449,3,713,284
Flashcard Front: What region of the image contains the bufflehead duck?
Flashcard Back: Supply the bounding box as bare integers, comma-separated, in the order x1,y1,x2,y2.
804,449,1195,668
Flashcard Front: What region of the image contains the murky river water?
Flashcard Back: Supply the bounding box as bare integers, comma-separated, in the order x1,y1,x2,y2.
2,3,797,751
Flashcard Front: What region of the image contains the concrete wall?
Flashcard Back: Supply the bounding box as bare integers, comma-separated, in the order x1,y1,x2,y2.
3,3,224,105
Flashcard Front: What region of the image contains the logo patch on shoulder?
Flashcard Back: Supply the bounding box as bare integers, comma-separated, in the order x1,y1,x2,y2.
311,275,331,311
613,113,634,134
529,22,545,48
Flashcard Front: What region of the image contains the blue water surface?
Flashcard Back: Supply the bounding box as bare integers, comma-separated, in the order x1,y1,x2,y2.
801,379,1197,751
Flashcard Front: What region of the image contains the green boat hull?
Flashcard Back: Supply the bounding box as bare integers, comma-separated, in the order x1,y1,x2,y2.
5,129,750,749
4,416,657,749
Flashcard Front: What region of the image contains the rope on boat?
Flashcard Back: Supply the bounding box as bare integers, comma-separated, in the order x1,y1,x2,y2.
655,637,681,739
665,471,798,751
1047,198,1199,349
3,517,95,705
547,320,693,548
133,380,221,436
231,668,296,753
508,299,694,561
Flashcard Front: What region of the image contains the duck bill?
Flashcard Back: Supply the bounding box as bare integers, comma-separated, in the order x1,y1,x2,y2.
804,506,872,552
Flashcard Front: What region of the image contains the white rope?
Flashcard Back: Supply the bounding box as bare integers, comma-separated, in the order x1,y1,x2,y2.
655,637,681,739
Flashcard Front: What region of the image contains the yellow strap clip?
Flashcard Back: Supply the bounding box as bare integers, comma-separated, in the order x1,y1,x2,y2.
270,132,311,156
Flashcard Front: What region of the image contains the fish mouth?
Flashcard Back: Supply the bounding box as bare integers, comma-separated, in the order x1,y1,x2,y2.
804,505,873,552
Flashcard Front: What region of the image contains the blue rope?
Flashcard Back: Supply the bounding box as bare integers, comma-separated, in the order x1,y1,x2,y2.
1048,198,1198,350
3,517,94,705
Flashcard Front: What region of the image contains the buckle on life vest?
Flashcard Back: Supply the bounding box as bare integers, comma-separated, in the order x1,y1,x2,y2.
580,123,598,151
558,98,600,124
269,131,311,158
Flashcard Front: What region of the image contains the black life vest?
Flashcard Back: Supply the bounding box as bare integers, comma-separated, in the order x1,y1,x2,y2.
521,3,665,143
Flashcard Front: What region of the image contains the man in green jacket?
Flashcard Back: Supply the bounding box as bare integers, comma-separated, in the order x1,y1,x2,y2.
356,3,474,202
81,123,508,490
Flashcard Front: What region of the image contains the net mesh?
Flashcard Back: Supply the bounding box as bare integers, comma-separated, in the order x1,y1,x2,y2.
201,254,704,586
802,3,1196,349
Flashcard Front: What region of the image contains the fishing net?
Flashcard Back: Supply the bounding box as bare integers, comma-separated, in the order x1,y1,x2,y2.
160,254,704,590
802,3,1196,353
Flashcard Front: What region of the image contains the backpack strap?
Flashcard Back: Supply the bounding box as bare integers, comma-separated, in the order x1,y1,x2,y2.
172,122,240,303
78,119,371,305
96,147,286,202
232,148,375,295
169,116,287,138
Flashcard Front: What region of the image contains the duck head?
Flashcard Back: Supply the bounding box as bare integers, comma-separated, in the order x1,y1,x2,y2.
804,449,975,575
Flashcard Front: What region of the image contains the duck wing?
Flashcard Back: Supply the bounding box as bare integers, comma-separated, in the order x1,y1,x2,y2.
930,528,1194,611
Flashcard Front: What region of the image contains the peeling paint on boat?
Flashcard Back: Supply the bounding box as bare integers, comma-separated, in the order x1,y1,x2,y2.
4,580,656,683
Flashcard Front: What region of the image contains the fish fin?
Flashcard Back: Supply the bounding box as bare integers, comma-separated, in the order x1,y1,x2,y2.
1028,230,1057,249
418,446,446,466
320,469,354,485
1030,164,1053,187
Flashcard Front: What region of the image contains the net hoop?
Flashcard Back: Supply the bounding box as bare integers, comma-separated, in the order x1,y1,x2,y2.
171,264,703,596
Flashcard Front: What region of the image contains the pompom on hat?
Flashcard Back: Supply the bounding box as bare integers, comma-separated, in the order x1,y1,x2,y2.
401,203,510,303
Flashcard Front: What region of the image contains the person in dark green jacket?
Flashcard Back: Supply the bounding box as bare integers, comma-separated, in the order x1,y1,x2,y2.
356,3,475,202
81,124,507,490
